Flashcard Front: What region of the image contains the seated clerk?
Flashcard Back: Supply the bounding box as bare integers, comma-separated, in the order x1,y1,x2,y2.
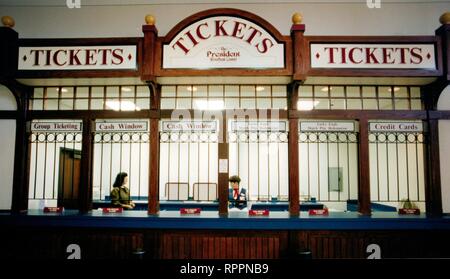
110,172,135,210
228,175,247,210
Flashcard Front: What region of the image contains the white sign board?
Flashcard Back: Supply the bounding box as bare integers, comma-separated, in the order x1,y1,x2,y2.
219,159,228,173
230,121,287,132
310,44,436,69
369,122,423,132
31,122,82,132
300,121,355,132
18,45,137,70
95,121,148,132
161,120,218,132
163,16,284,69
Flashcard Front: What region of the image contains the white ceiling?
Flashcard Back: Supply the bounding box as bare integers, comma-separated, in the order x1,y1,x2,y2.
0,0,448,6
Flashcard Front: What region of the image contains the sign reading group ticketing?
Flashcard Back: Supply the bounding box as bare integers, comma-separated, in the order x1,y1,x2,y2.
95,121,149,132
310,44,436,70
18,45,137,70
30,122,82,132
163,16,284,69
161,121,218,132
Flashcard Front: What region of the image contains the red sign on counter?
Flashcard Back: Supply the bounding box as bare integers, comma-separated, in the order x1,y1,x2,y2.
43,207,64,213
249,209,270,216
308,208,329,216
102,207,123,213
180,208,201,214
398,208,420,215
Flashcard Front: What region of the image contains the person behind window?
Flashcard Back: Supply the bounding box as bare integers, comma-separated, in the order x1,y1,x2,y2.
228,175,247,210
110,172,135,209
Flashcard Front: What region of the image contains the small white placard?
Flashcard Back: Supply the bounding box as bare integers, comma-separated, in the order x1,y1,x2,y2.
161,120,218,132
230,121,287,132
300,121,355,132
369,122,423,132
95,121,148,132
219,159,228,173
31,122,82,132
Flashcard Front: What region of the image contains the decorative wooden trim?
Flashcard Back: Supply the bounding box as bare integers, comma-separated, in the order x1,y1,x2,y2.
304,36,443,77
288,110,428,120
16,37,143,78
357,117,371,215
29,110,158,119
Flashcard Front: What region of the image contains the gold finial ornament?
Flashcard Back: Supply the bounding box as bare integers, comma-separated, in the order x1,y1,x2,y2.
145,15,155,25
1,16,15,28
292,13,302,24
439,12,450,25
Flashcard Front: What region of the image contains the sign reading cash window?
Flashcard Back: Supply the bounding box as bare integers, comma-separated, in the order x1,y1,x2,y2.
161,120,218,132
163,16,285,69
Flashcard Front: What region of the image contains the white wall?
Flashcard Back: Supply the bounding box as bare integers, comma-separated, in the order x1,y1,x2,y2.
0,1,448,38
0,85,17,210
438,85,450,213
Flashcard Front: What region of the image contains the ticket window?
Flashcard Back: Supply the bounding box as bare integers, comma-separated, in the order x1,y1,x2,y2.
159,120,219,202
369,121,426,211
298,121,360,211
92,119,150,204
28,120,83,209
228,120,289,201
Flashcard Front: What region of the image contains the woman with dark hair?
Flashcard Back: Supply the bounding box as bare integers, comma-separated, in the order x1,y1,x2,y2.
110,172,135,209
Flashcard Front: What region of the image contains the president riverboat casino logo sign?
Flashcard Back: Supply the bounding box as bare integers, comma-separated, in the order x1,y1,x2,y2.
163,16,285,69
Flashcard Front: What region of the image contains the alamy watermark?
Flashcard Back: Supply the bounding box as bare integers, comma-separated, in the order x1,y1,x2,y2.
66,244,81,259
66,0,81,9
367,0,381,9
367,244,381,259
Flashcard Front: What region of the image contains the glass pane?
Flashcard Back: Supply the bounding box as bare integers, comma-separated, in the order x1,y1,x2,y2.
298,86,313,97
208,85,223,97
46,99,58,110
363,99,378,109
161,98,175,109
75,99,89,110
32,99,43,110
272,86,287,97
272,98,287,109
136,86,150,97
410,87,421,98
178,86,192,97
225,98,239,109
193,98,207,110
136,98,150,110
225,85,239,97
395,87,408,98
59,99,73,110
60,87,74,98
193,85,207,97
256,86,270,97
161,86,176,97
298,98,316,110
314,99,329,110
257,98,271,109
121,98,137,111
347,99,362,109
34,88,44,98
241,86,255,97
91,87,104,98
91,99,104,110
362,86,376,98
330,99,346,109
347,86,360,98
394,99,409,110
106,86,119,97
411,99,423,110
241,98,256,109
177,98,191,109
330,86,345,97
76,87,89,98
121,86,135,98
46,87,59,98
379,86,391,98
379,99,393,110
314,86,329,97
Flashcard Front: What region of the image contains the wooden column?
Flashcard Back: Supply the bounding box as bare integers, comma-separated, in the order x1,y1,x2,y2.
79,118,93,213
0,23,18,78
290,13,307,81
425,117,443,216
357,117,371,215
435,13,450,81
218,115,228,216
148,83,160,214
288,83,300,216
141,16,158,82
